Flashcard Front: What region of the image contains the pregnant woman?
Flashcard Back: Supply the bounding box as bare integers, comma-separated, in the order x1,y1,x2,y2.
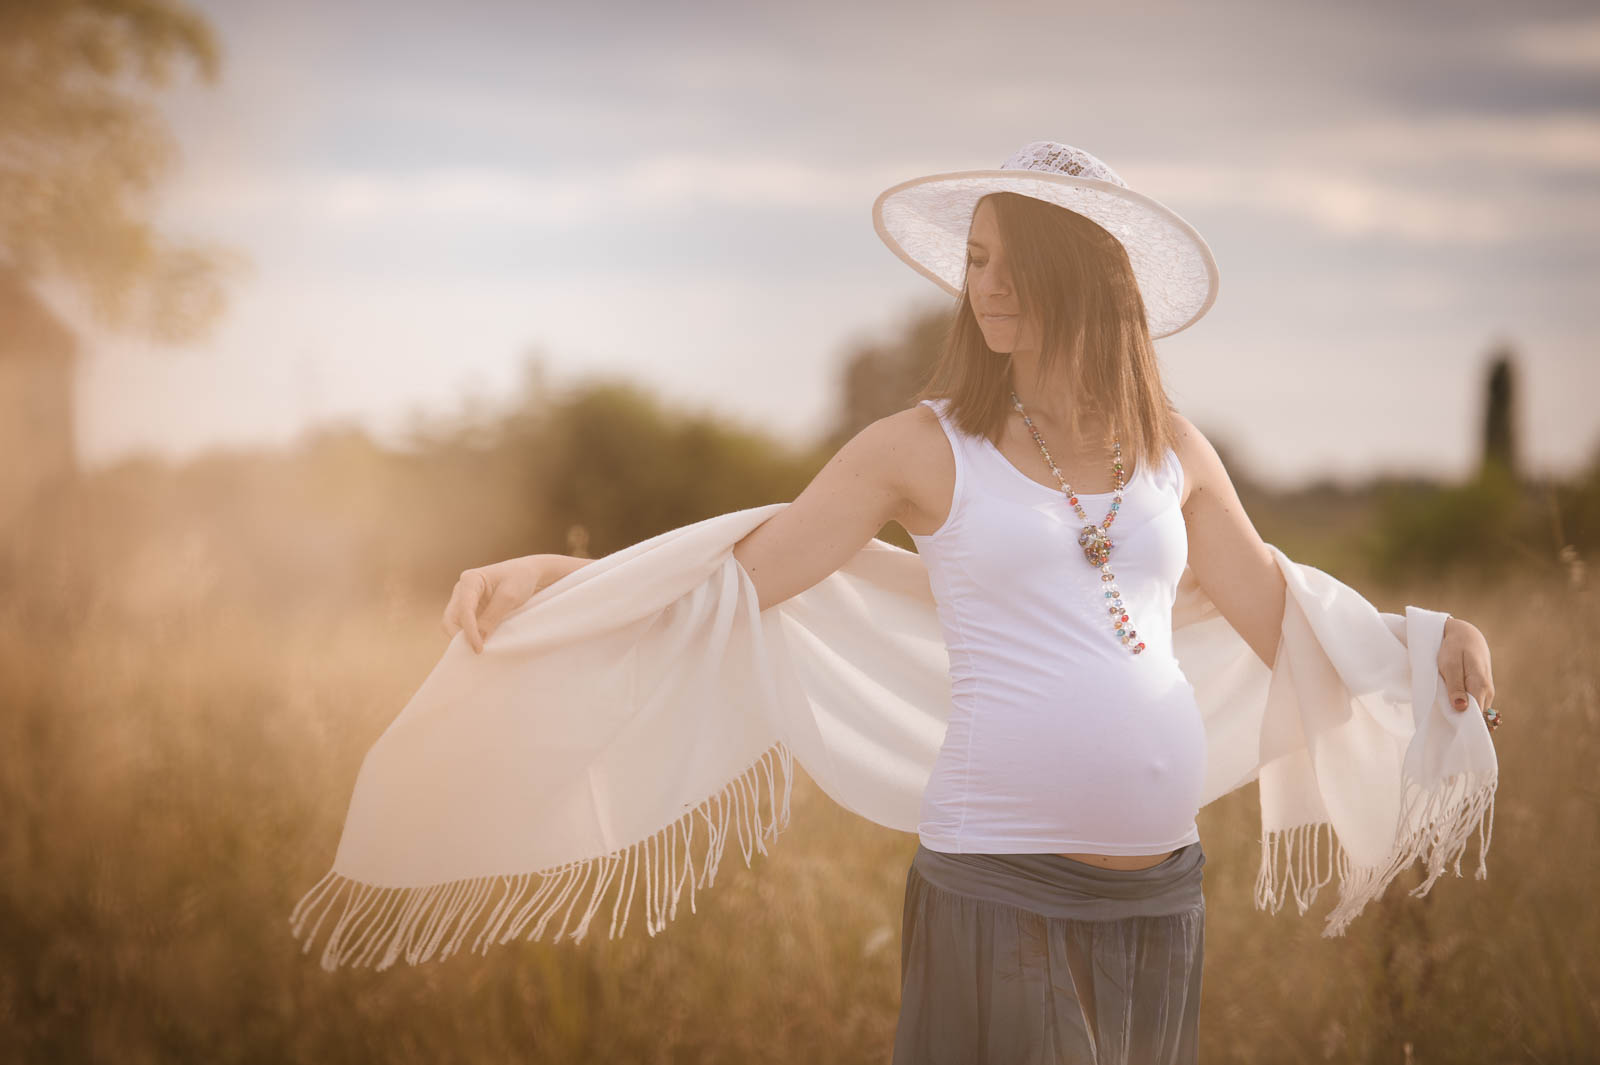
419,141,1501,1065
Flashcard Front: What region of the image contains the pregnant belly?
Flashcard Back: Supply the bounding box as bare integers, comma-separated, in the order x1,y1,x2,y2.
1029,708,1205,834
927,719,1206,849
922,674,1208,851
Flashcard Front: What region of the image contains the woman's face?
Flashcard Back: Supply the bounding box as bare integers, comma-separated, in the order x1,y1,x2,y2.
966,198,1041,356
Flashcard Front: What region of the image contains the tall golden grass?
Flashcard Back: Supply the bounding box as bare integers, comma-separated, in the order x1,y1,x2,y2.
2,397,1594,1063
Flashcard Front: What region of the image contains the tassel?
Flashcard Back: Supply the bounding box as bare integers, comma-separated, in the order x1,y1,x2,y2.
1252,770,1498,937
288,740,796,971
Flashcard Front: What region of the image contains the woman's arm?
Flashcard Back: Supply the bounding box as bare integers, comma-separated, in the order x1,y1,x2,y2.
440,411,915,651
1174,412,1498,715
1170,411,1287,669
536,553,594,586
732,410,917,612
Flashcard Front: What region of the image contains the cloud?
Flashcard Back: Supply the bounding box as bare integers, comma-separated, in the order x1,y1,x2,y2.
1127,125,1600,247
1277,114,1600,172
162,119,1600,252
1127,161,1510,243
164,152,926,230
1506,14,1600,71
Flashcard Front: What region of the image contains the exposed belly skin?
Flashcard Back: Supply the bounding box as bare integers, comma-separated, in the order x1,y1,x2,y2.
1056,849,1177,870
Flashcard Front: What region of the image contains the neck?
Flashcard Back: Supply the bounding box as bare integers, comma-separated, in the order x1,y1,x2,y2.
1006,360,1105,445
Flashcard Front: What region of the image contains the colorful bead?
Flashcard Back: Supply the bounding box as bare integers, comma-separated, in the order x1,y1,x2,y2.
1009,388,1141,656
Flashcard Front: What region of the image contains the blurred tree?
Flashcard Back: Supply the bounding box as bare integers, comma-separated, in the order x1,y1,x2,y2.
1480,341,1520,480
821,303,949,452
1363,339,1543,583
0,0,239,342
519,379,815,558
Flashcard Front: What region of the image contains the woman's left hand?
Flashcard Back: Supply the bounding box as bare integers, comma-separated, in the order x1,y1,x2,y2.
1438,617,1496,715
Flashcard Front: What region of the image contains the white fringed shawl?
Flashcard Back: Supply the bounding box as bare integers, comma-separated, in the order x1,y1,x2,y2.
289,502,1498,972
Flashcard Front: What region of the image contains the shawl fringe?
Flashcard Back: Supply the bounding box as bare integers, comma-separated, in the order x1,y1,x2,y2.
1254,770,1497,937
288,741,796,971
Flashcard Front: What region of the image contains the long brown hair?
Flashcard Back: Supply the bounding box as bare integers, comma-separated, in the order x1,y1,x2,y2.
911,191,1181,481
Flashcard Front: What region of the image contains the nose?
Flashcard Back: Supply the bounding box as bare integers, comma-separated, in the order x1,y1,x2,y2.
976,261,1011,300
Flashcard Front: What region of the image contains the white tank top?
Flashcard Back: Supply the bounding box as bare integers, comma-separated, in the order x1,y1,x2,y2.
907,397,1206,856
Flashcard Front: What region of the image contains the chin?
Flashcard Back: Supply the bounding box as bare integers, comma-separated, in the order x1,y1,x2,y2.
980,329,1016,354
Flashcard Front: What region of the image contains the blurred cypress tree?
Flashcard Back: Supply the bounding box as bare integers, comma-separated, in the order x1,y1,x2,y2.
1363,340,1542,582
1480,344,1519,480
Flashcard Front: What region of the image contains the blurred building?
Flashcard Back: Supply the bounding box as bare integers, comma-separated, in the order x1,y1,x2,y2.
0,265,78,526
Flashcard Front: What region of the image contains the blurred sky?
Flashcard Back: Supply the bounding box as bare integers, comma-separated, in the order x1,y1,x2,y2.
68,0,1600,489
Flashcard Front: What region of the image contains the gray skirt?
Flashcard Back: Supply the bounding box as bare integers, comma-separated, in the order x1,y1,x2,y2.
892,839,1207,1065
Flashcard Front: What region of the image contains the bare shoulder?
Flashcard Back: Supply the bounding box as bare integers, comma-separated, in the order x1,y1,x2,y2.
732,403,942,611
849,402,942,474
877,401,953,537
1166,409,1229,514
802,402,943,530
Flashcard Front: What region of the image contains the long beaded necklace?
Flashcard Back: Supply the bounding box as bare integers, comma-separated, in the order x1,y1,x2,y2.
1008,389,1146,656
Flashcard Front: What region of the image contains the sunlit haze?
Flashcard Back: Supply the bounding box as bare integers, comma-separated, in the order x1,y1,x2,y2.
62,0,1600,490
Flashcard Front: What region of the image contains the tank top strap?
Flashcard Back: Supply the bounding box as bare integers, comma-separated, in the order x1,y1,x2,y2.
920,398,1185,521
1163,442,1186,504
1139,441,1184,505
917,398,979,537
919,398,989,466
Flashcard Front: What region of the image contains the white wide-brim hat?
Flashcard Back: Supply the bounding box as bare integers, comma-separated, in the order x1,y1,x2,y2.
871,140,1220,339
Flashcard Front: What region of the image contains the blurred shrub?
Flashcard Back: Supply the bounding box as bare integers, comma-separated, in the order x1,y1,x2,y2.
0,374,822,640
1362,462,1526,583
1361,455,1598,586
514,380,816,560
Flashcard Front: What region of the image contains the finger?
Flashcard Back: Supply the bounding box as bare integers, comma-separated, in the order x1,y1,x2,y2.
1462,667,1492,715
441,590,467,640
1446,645,1471,711
477,584,524,640
453,573,487,654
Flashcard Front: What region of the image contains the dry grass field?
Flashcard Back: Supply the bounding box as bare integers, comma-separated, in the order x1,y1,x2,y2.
1,448,1594,1065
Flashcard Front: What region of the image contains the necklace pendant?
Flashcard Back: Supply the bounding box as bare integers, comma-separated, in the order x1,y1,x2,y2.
1078,525,1113,566
1009,389,1142,656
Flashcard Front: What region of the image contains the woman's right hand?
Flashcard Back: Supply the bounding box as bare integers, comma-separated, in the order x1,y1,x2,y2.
440,555,551,654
